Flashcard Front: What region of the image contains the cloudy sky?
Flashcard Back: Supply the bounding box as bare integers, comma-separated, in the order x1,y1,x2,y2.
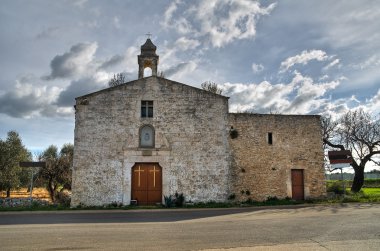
1,0,379,153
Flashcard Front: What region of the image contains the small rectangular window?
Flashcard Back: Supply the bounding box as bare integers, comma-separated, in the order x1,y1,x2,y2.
141,101,153,118
268,132,273,145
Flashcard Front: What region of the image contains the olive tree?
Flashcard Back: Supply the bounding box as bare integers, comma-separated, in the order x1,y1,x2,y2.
38,144,73,202
0,131,31,197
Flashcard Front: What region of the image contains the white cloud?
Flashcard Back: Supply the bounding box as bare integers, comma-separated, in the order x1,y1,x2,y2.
351,55,380,70
161,0,194,34
365,89,380,115
221,80,292,113
174,37,200,51
161,0,276,47
124,46,140,73
319,75,329,81
221,71,340,114
323,58,340,71
284,72,340,114
161,0,180,29
197,0,276,47
279,50,329,73
252,63,264,73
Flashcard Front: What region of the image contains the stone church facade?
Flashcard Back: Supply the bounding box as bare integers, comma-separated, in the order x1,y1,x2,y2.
71,39,325,206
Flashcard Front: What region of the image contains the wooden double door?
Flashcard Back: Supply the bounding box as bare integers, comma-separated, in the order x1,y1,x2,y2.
131,163,162,205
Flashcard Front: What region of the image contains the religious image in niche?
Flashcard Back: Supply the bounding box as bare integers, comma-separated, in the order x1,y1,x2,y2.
144,133,150,141
141,125,154,147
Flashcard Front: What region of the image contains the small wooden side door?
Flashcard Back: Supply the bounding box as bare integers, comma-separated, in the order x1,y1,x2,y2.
291,169,304,200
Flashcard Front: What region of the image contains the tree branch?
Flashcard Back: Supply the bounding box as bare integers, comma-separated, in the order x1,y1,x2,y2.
323,139,346,151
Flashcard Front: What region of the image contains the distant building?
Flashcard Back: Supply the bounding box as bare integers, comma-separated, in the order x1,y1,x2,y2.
71,39,326,206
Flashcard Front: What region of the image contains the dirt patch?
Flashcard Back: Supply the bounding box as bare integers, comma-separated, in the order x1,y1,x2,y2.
0,188,51,202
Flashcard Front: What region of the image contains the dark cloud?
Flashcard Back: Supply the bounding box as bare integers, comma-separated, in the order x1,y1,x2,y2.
284,93,317,114
0,82,67,118
36,26,60,39
56,77,107,106
43,42,97,80
0,92,42,118
98,54,125,70
164,61,197,79
56,71,136,106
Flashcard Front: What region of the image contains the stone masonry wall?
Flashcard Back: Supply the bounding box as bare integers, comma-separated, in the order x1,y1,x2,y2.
228,113,326,202
71,76,231,206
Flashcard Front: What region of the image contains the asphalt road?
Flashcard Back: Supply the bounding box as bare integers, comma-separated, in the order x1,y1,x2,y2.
0,204,379,251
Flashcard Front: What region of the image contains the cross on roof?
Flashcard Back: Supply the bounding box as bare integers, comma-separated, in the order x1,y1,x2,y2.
145,32,152,39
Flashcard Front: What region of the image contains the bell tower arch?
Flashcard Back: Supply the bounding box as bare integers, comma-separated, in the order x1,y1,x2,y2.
138,38,159,79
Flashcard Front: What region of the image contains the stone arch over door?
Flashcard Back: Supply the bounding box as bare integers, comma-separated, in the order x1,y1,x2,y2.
131,163,162,205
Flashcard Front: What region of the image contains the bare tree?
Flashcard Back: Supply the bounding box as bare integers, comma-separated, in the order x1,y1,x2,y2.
201,81,222,95
108,73,125,87
322,110,380,192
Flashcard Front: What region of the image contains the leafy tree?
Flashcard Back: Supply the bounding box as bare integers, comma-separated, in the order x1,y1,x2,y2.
0,131,31,197
322,109,380,192
38,144,73,202
108,73,125,87
201,81,222,95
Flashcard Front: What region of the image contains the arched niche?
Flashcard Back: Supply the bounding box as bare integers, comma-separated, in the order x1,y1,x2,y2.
139,125,155,148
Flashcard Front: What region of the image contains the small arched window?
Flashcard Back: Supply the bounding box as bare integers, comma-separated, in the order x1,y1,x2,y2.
140,125,155,148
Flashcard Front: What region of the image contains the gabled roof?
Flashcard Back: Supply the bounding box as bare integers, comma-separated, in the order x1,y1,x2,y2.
75,76,229,100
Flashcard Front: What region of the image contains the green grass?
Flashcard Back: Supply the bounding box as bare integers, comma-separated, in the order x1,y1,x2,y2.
321,187,380,204
362,187,380,195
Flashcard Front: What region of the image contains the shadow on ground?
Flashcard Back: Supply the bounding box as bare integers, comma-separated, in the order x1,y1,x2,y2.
0,203,374,225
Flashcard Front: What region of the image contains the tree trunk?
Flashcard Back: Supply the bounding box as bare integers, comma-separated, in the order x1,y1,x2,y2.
351,167,365,192
48,180,55,203
6,188,11,198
